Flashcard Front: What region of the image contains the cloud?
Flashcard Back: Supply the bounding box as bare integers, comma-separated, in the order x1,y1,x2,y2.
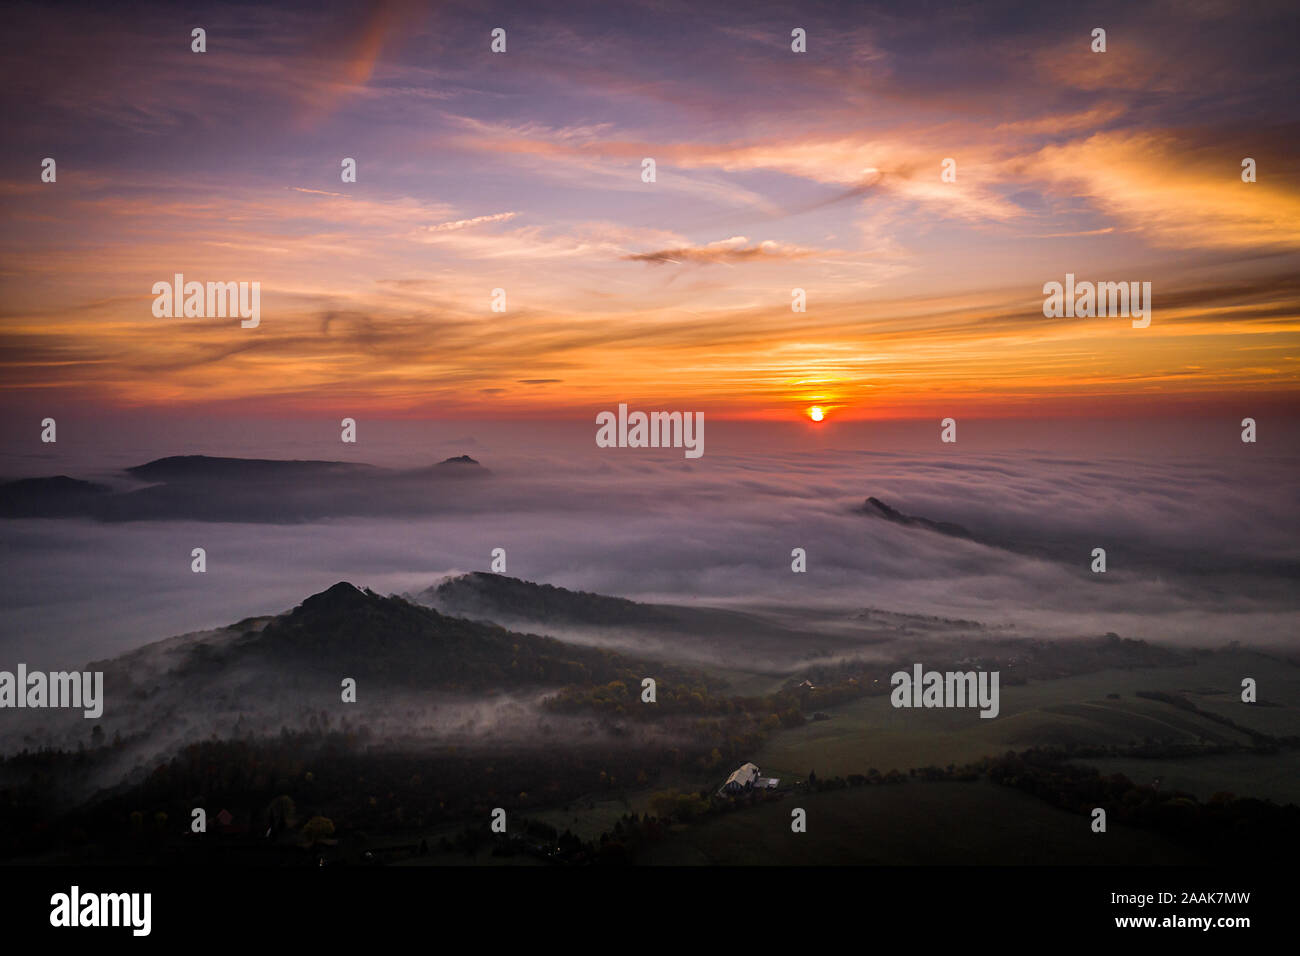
623,236,821,265
2,435,1296,671
3,260,1297,417
1027,130,1300,250
1,0,1297,423
426,211,518,232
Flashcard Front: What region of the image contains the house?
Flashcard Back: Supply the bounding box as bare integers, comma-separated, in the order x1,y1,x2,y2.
719,763,782,795
719,762,761,794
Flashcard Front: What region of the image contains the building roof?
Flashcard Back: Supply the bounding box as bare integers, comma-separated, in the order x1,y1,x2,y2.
723,762,760,788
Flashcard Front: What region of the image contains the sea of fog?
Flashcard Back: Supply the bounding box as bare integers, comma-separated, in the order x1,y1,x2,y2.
1,416,1297,668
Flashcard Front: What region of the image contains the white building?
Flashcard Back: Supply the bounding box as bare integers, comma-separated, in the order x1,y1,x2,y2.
720,762,761,794
720,763,779,795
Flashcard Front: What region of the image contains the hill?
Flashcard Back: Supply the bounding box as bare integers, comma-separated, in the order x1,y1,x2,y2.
859,496,973,539
411,572,880,675
0,475,112,517
0,454,490,521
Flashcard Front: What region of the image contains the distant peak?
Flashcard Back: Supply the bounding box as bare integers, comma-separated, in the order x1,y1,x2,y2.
296,581,375,613
428,570,519,593
863,496,900,519
859,497,972,539
126,455,367,481
437,455,480,466
2,474,107,491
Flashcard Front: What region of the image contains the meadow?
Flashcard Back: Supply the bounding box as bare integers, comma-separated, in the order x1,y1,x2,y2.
753,652,1295,780
639,779,1201,866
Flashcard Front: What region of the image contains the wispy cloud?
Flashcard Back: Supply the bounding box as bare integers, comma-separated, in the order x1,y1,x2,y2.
0,0,1296,420
623,236,822,265
426,211,518,232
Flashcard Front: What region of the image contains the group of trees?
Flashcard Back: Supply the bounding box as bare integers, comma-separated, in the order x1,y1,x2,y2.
988,747,1300,863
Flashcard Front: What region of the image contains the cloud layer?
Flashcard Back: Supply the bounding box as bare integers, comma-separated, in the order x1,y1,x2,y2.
2,422,1295,668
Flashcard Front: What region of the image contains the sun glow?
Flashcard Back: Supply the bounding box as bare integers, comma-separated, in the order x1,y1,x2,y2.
809,406,824,422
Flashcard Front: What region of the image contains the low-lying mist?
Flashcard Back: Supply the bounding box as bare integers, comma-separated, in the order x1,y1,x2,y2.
2,437,1295,674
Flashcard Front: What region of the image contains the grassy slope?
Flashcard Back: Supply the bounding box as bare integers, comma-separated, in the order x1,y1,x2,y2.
630,651,1298,864
753,653,1294,779
639,780,1202,865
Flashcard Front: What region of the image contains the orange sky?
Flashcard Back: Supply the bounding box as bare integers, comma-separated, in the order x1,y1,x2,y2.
2,1,1298,421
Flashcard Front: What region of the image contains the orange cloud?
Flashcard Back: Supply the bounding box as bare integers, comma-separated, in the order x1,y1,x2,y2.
622,237,822,265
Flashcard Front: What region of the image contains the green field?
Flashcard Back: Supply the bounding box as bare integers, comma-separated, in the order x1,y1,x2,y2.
1079,752,1300,805
541,652,1299,864
527,791,667,841
414,651,1298,865
753,653,1296,780
640,780,1202,865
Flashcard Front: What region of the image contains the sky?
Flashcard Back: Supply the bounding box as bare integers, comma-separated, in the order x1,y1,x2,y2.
0,0,1297,670
2,0,1298,425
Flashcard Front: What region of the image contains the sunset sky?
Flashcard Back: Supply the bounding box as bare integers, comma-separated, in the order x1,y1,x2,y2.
2,0,1298,423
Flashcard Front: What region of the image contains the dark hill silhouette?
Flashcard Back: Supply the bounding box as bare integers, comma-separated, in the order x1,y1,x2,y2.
1,454,489,521
859,496,973,539
0,475,112,517
90,580,702,707
127,455,375,482
408,454,489,478
411,572,881,671
418,572,674,629
0,580,720,824
0,579,712,774
181,581,669,692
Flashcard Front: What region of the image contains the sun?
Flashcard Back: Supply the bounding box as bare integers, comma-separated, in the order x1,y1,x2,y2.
809,406,825,422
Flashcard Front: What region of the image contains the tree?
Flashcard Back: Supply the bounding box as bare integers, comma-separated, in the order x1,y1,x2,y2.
301,816,335,845
268,794,295,830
